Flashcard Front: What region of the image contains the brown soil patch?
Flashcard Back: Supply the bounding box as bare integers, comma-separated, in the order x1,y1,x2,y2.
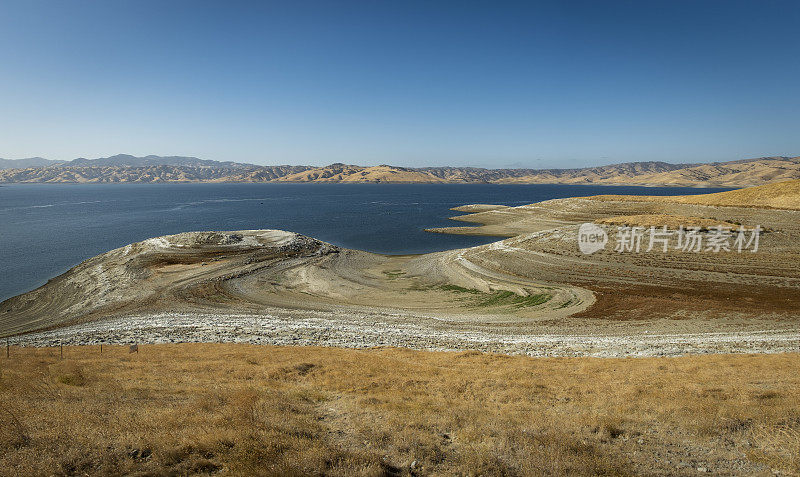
572,282,800,320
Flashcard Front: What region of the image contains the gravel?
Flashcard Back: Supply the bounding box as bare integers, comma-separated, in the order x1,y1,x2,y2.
12,310,800,357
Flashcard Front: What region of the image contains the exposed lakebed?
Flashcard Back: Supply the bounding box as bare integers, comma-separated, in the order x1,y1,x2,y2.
0,182,728,301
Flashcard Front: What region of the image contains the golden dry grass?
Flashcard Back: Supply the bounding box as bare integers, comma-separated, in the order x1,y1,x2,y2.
0,345,798,476
590,178,800,210
276,165,445,183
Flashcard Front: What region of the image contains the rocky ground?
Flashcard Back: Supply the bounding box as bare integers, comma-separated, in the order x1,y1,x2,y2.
10,310,800,357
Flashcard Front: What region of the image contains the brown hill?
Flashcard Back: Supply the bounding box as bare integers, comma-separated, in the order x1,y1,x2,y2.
0,165,312,183
277,164,444,183
590,178,800,210
597,156,800,187
1,156,799,187
493,162,693,184
273,163,364,182
339,165,444,183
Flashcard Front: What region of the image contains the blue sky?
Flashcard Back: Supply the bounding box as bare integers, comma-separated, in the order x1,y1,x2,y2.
1,0,798,168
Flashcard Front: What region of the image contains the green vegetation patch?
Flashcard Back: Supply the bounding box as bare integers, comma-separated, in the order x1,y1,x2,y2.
438,285,551,308
439,284,481,294
382,269,406,279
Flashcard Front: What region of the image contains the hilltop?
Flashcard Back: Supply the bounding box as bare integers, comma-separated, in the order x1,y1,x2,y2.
0,157,64,169
66,154,259,168
0,154,260,170
276,164,445,183
589,156,800,187
0,154,799,187
249,156,800,186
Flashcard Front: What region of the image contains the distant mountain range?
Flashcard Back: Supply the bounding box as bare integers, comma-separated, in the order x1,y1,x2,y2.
0,157,64,169
0,154,254,170
0,154,799,187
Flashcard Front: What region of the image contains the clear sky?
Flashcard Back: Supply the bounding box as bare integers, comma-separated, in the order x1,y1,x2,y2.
1,0,798,168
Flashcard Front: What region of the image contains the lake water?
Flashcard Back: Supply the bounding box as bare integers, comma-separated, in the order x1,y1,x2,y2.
0,183,730,301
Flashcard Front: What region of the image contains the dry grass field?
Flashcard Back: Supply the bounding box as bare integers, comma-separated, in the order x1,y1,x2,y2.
590,178,800,210
0,344,798,476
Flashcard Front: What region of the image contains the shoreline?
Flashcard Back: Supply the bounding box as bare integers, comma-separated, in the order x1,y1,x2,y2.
2,184,799,357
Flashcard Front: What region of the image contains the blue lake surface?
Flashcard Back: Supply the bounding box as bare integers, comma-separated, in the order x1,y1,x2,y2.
0,183,730,301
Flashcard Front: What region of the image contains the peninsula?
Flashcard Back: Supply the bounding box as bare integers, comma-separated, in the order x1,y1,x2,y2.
4,179,799,357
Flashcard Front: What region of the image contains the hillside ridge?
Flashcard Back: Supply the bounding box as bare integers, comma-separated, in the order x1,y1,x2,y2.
0,155,798,187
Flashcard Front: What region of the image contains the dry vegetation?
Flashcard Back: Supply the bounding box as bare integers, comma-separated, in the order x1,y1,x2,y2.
1,344,798,476
4,156,797,187
590,178,800,210
595,214,739,230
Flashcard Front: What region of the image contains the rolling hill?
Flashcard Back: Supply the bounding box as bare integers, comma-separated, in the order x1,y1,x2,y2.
0,165,312,183
275,164,445,183
0,157,64,169
0,154,799,187
65,154,258,168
